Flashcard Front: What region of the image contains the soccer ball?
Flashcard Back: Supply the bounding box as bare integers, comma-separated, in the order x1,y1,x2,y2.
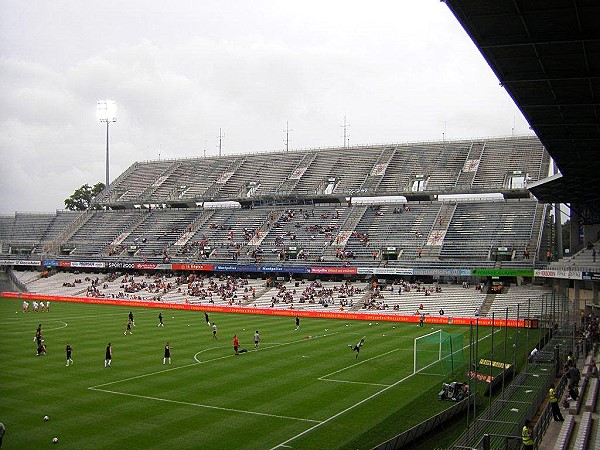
44,415,49,421
52,437,59,443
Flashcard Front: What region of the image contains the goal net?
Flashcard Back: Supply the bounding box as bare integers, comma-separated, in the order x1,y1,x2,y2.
413,329,466,375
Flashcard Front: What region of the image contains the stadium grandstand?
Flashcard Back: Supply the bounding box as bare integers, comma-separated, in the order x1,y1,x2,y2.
2,1,600,449
1,136,561,306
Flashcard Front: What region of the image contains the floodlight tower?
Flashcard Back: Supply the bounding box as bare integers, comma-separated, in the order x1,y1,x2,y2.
284,121,293,152
96,100,117,187
340,115,350,148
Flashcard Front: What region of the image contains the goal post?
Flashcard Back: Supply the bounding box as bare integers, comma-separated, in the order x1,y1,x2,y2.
414,329,466,375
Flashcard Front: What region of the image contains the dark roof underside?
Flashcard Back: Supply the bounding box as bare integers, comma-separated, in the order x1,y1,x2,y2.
445,0,600,206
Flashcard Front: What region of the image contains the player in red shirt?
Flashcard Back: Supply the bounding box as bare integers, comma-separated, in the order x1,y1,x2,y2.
233,335,239,355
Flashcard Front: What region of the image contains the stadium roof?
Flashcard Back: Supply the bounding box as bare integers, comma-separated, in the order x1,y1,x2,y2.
445,0,600,218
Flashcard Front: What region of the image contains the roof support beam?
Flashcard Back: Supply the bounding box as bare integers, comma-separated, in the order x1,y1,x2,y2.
480,35,600,49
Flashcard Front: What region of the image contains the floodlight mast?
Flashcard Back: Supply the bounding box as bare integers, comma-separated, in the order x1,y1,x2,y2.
96,100,117,188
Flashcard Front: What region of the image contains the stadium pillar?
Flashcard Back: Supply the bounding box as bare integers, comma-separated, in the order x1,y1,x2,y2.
554,203,563,258
570,204,582,254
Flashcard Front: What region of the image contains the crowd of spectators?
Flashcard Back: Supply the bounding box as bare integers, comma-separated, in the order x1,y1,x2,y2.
268,279,361,310
180,274,256,305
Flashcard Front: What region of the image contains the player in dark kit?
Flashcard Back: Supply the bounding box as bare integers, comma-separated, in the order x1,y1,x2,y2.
158,312,164,327
163,342,171,365
205,312,210,327
65,343,73,366
36,342,47,356
34,324,42,347
124,320,133,335
128,311,135,327
105,343,112,368
349,337,366,358
295,316,300,331
254,330,260,349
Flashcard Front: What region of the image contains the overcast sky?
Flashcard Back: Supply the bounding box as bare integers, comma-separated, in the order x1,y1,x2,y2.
0,0,534,215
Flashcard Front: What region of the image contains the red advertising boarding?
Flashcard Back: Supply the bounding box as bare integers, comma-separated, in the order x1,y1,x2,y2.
1,291,522,327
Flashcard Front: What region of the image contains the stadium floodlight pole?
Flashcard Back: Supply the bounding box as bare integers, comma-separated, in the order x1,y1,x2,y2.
340,115,350,148
284,121,292,152
218,128,224,157
96,100,117,188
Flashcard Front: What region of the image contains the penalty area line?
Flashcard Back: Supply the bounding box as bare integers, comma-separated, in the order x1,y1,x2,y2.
271,327,505,449
318,347,402,380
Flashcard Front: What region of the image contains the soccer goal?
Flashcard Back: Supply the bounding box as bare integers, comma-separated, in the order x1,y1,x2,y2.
413,329,466,375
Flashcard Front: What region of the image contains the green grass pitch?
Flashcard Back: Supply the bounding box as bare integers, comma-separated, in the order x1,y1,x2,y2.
0,297,523,449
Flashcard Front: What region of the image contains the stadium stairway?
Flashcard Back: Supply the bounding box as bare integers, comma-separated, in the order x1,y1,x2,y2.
478,292,496,317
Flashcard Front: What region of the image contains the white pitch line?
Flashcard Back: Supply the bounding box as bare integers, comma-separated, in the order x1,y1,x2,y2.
90,361,201,389
318,347,403,380
91,332,340,389
89,387,322,424
270,370,417,450
270,327,504,449
193,346,226,363
0,321,68,334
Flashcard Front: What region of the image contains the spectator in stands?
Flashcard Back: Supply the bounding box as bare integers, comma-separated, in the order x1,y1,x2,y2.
590,359,598,378
523,247,530,259
567,364,581,388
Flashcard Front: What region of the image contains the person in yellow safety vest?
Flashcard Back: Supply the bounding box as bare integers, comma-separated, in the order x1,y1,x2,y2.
548,387,564,421
522,419,534,450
